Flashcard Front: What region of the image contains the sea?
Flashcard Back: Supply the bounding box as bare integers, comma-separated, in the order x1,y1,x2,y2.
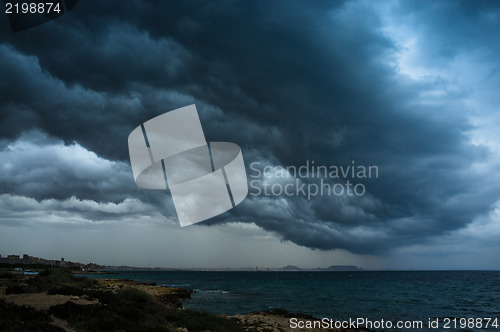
80,270,500,331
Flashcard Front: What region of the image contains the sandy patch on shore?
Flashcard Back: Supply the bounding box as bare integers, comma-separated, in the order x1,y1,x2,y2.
4,292,98,310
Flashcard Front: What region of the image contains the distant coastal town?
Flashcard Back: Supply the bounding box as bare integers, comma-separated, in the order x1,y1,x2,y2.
0,253,362,272
0,253,105,271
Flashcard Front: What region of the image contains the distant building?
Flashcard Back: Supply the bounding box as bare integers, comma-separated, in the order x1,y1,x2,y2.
0,253,105,270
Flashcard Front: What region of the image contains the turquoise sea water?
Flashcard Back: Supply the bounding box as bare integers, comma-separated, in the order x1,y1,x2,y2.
82,271,500,331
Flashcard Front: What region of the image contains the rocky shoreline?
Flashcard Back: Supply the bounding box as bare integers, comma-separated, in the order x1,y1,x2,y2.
95,278,192,309
1,268,370,332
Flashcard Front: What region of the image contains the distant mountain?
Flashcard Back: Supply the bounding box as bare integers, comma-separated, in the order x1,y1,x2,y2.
279,265,301,271
322,265,363,271
275,265,363,272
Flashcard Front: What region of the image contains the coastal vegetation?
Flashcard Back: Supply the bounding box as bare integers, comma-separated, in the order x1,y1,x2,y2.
1,265,370,331
0,267,245,331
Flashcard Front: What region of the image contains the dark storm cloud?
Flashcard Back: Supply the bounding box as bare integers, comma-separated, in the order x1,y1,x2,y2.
1,0,499,254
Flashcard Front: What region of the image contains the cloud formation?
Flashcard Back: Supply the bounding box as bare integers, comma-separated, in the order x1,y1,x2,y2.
1,0,500,263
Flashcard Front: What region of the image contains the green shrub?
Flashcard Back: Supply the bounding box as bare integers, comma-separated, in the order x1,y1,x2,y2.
5,285,25,295
0,299,65,332
116,287,154,304
25,268,98,293
5,284,38,295
38,268,50,277
163,308,246,332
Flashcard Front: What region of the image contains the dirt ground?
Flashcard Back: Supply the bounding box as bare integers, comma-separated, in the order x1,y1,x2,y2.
4,292,98,310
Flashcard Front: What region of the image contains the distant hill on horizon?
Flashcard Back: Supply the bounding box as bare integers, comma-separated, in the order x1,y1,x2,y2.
277,265,363,272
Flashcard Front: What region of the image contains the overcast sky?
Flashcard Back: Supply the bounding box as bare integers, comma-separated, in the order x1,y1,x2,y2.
1,0,500,269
